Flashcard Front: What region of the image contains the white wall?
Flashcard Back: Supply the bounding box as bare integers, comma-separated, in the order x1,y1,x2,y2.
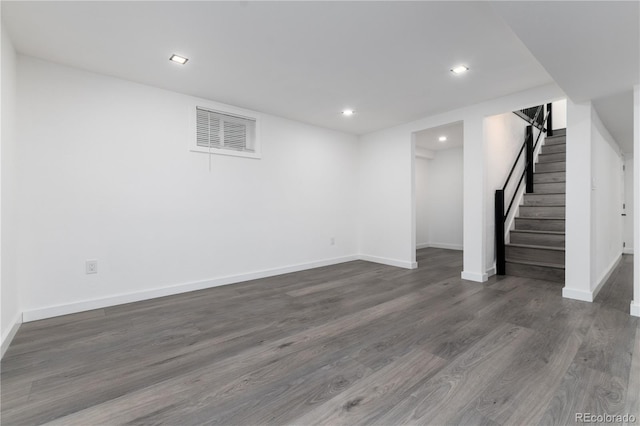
357,126,416,269
551,99,567,130
358,83,565,281
427,148,463,250
564,100,624,302
632,85,640,317
623,158,634,253
415,148,463,251
591,109,623,290
1,26,21,354
415,157,429,248
564,100,593,301
16,56,359,320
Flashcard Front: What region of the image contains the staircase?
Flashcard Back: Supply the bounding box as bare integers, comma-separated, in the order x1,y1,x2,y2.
505,128,566,282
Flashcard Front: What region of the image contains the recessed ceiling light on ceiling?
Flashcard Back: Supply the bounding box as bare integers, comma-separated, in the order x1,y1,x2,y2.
439,136,447,142
342,109,355,117
450,65,469,75
169,54,189,65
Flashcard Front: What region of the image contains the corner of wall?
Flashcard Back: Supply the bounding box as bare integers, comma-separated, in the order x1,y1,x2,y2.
1,312,22,359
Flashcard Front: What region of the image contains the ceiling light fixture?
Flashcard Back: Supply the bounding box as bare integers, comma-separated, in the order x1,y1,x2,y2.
169,54,189,65
342,109,355,117
450,65,469,75
439,136,447,142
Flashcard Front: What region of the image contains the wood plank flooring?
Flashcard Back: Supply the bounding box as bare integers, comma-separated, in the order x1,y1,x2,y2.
2,249,638,425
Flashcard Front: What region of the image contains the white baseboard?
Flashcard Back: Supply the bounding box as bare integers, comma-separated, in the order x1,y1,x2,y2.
623,248,634,254
428,242,463,251
592,254,622,300
461,270,488,282
415,242,463,251
358,254,417,269
631,301,640,317
562,287,594,302
22,255,360,322
1,313,23,359
563,254,623,303
485,266,497,278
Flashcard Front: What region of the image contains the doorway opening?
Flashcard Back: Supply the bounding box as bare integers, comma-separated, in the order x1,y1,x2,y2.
413,121,464,269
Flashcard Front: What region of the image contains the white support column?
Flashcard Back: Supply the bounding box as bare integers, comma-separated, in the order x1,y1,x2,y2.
632,86,640,317
563,100,594,301
461,117,487,282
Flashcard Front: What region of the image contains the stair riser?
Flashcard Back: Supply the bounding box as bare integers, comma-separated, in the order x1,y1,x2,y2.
506,246,565,264
551,128,566,136
505,262,564,283
510,232,565,248
515,218,565,232
535,162,565,173
533,182,565,193
523,193,565,206
519,206,565,218
534,172,566,183
541,144,566,154
538,153,566,163
544,136,566,145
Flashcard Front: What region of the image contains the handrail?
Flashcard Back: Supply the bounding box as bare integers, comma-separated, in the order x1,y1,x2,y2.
514,106,545,129
501,105,543,193
495,103,552,275
504,108,550,218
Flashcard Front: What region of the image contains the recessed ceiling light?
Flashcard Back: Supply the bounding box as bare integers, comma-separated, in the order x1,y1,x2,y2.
439,136,447,142
169,54,189,65
342,109,355,117
450,65,469,75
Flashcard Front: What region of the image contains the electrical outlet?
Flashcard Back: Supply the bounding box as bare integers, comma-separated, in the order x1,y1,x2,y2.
86,259,98,274
330,237,335,246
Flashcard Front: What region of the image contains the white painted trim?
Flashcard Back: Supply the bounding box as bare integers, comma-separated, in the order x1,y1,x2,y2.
563,254,623,304
631,301,640,317
562,287,594,302
428,242,463,251
1,313,23,359
358,254,417,269
485,266,497,278
623,248,634,254
415,242,463,251
461,270,488,282
22,255,359,322
592,254,623,300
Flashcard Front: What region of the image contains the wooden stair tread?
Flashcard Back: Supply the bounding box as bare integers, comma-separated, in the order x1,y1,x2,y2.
506,243,565,252
533,182,566,184
505,259,565,269
525,192,566,195
516,216,565,220
502,128,568,281
535,159,565,164
510,230,565,235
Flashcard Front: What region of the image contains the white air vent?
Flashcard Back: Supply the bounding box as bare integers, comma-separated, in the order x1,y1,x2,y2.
191,105,260,159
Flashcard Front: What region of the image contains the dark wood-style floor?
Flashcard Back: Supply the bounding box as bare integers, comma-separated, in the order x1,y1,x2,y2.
2,249,639,425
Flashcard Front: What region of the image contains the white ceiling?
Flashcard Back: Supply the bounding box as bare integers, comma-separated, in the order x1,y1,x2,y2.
2,1,554,135
491,1,639,153
593,91,634,154
415,121,463,151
